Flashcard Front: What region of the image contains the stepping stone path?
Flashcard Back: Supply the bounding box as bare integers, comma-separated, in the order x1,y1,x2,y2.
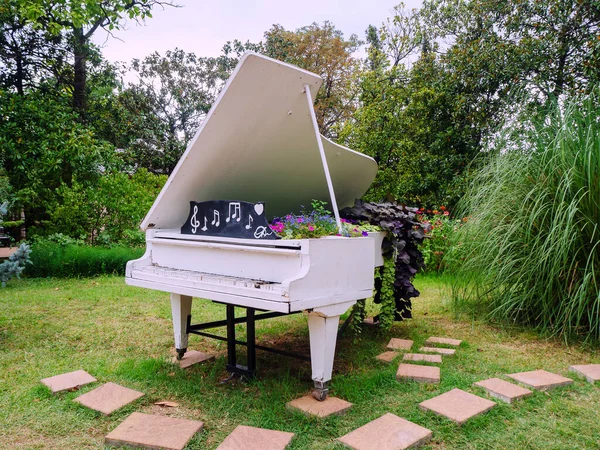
74,382,145,415
419,346,456,356
420,388,496,425
105,412,203,450
216,425,294,450
569,364,600,383
387,338,414,351
474,378,532,404
403,353,442,364
397,364,440,384
286,394,352,418
507,370,573,391
424,337,462,347
337,413,432,450
174,350,215,369
376,351,401,363
41,369,96,394
40,333,600,449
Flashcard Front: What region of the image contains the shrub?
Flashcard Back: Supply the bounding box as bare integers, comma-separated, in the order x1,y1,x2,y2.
419,207,462,274
452,92,600,340
27,241,144,278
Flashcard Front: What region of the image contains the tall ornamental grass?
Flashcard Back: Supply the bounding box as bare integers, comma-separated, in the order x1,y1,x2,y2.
452,93,600,340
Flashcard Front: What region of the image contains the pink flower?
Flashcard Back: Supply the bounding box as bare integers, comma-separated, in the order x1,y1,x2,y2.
308,225,315,231
444,211,450,216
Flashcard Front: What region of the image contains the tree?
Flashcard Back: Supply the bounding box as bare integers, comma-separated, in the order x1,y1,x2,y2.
0,1,71,96
263,22,362,138
120,49,226,174
421,0,600,101
0,90,117,232
17,0,176,116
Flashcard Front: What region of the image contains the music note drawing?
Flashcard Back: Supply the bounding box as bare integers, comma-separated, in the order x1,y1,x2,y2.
211,210,220,227
226,202,241,223
245,215,254,230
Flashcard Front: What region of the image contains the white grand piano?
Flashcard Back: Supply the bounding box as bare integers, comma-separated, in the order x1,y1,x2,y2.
126,52,380,400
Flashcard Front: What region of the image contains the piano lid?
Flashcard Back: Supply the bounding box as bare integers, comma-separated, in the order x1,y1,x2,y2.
141,52,377,231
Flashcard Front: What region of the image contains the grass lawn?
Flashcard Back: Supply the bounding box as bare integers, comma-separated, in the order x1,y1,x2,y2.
1,274,600,449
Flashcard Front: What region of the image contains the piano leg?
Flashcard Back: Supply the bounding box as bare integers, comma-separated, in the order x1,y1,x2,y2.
170,293,192,360
306,301,355,401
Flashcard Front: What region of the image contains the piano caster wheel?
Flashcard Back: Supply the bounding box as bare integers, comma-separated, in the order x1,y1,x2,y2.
311,388,329,402
176,348,187,360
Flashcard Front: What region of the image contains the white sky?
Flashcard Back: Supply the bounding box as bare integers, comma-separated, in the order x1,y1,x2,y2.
93,0,423,64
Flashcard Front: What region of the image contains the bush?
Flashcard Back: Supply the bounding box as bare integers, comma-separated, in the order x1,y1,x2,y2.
27,241,144,278
452,92,600,340
419,207,463,274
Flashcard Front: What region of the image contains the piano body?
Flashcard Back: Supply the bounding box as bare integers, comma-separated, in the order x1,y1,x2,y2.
126,52,380,400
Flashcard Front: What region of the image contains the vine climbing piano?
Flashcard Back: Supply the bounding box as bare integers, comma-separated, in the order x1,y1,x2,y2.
125,52,382,401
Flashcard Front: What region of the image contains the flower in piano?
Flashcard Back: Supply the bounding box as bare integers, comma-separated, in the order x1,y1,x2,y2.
308,225,315,231
362,231,369,237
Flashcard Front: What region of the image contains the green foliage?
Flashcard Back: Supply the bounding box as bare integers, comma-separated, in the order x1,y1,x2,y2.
419,208,462,274
377,256,397,331
49,169,166,245
0,91,118,231
452,92,600,340
27,240,143,278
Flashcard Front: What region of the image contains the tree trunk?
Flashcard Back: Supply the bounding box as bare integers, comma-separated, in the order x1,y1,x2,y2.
72,27,87,117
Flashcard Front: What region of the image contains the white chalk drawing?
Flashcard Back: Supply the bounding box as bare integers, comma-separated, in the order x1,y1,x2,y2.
254,203,264,215
245,215,254,230
226,202,241,223
211,210,220,227
190,205,200,233
254,226,273,239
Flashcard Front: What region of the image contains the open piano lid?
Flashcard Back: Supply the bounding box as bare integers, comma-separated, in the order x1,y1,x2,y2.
141,52,378,231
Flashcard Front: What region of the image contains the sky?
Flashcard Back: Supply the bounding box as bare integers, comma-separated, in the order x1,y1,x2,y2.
93,0,423,65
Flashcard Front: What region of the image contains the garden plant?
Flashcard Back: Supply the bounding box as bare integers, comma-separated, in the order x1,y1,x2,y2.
452,92,600,340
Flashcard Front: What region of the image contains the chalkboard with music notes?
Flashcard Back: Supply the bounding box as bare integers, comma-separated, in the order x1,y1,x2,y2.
181,200,278,240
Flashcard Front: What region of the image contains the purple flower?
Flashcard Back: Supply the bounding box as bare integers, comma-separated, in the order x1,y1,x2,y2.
297,217,304,223
362,231,369,237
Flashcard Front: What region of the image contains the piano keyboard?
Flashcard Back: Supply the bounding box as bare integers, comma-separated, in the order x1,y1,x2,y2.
136,265,285,294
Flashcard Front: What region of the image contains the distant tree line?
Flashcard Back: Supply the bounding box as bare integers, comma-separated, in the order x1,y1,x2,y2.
0,0,598,244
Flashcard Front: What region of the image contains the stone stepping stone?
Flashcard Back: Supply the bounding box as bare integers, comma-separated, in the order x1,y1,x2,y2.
569,364,600,383
74,382,144,415
41,369,96,394
419,388,495,425
473,378,532,404
424,337,462,347
386,338,413,351
403,353,442,364
286,394,352,418
397,364,440,384
337,413,432,450
507,370,573,391
173,350,215,369
419,346,456,356
216,425,294,450
105,412,203,450
376,351,400,363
